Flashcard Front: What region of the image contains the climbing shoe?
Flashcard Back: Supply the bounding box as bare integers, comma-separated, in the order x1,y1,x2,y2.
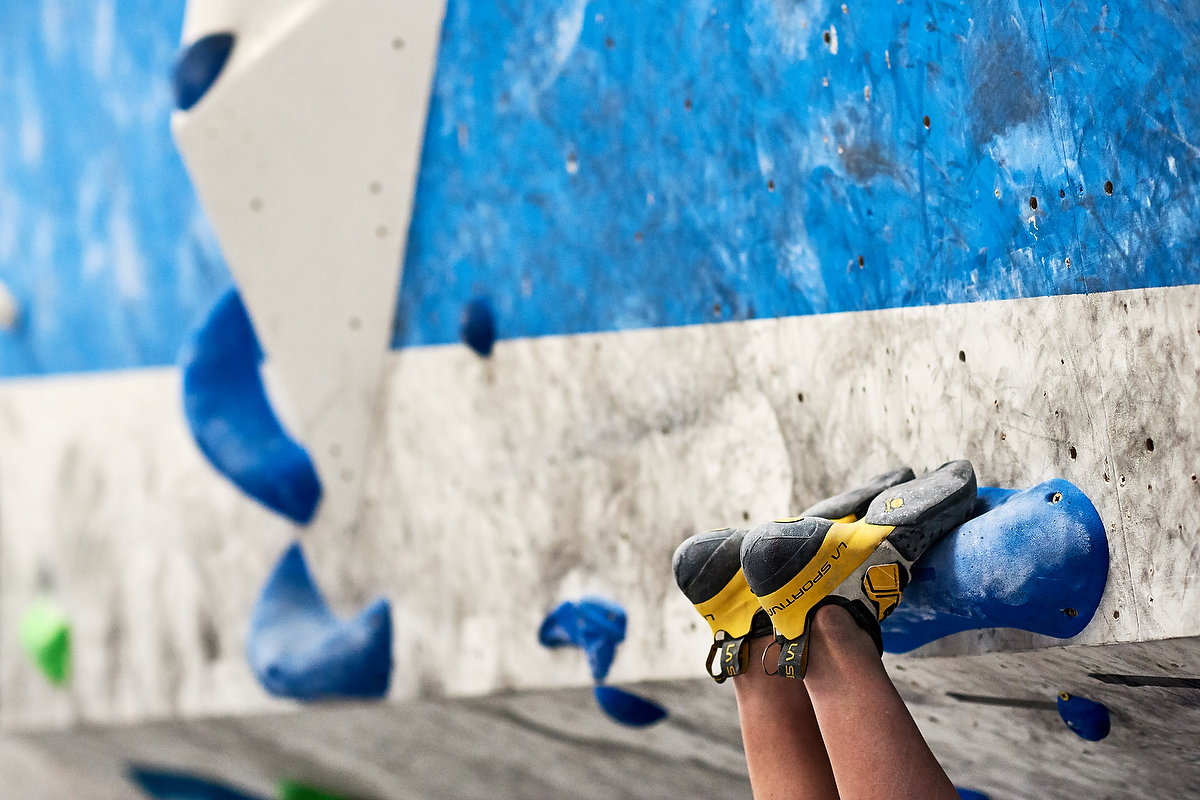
673,528,770,682
672,467,914,683
741,460,977,679
800,466,916,521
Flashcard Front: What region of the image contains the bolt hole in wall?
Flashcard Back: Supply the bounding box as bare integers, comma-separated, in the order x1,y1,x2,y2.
1030,196,1038,210
923,114,931,129
1069,446,1077,459
1146,438,1154,452
1105,180,1114,195
958,350,966,362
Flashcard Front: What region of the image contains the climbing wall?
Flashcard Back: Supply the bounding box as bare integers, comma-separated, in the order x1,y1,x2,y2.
2,0,1200,799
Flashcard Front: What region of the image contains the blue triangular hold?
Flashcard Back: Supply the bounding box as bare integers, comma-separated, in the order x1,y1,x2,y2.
882,479,1108,653
246,542,391,701
538,597,626,682
1057,692,1111,741
173,33,235,111
181,288,322,525
129,766,267,800
593,686,668,727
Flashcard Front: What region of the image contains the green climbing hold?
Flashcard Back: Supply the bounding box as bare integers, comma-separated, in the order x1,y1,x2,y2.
19,600,71,686
277,780,352,800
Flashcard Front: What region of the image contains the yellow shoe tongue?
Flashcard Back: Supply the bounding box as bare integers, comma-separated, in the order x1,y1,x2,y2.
756,520,894,640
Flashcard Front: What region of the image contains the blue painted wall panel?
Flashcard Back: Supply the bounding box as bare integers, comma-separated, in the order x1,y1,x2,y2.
393,0,1200,346
0,1,230,377
2,0,1198,375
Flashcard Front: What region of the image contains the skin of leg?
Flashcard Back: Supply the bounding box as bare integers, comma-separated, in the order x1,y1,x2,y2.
733,635,840,800
803,604,960,800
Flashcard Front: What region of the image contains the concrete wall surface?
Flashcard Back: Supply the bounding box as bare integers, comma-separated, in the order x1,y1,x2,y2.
2,285,1198,749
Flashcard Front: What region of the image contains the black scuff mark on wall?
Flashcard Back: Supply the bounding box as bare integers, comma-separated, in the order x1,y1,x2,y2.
966,9,1047,150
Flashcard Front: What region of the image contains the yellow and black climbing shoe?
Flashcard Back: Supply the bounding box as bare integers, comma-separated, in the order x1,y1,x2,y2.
800,466,916,522
672,528,772,683
740,460,977,679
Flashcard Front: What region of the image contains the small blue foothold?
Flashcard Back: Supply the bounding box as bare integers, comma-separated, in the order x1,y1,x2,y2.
459,296,497,357
882,480,1108,653
538,597,627,682
181,288,322,525
128,766,267,800
173,33,235,111
246,542,392,701
593,686,668,727
1057,692,1111,741
956,789,991,800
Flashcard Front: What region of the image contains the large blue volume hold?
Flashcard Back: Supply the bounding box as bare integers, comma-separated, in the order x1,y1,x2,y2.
173,33,235,111
180,288,322,525
882,480,1107,653
128,767,266,800
246,542,392,701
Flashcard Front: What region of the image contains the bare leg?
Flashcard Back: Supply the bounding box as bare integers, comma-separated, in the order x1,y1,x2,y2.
803,604,959,800
733,635,840,800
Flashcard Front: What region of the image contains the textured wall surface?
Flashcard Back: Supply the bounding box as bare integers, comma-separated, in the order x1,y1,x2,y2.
395,0,1200,345
3,0,1200,374
4,284,1199,731
0,1,230,376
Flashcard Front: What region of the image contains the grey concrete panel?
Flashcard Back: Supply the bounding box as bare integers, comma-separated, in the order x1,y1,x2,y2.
2,285,1199,741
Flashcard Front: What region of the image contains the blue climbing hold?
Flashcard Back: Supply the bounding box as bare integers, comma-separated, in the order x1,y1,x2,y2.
538,597,627,682
882,480,1107,653
173,33,235,111
956,789,991,800
181,288,322,525
128,766,266,800
459,296,497,357
593,685,668,727
1057,692,1111,741
246,542,391,701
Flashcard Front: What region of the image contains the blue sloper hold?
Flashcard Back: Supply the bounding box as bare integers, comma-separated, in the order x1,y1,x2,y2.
593,686,668,727
181,288,322,525
956,789,991,800
881,479,1108,653
246,542,391,701
129,766,267,800
538,597,627,682
173,33,235,111
459,296,497,357
1057,692,1111,741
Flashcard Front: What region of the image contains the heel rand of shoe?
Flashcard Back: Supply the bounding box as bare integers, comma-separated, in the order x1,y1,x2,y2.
693,568,761,639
